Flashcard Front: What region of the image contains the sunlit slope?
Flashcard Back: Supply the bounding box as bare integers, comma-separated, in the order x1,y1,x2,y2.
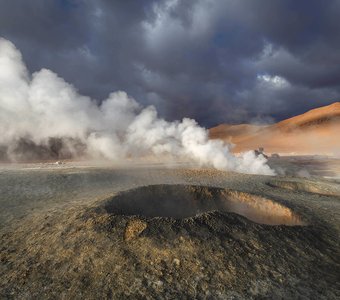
210,102,340,155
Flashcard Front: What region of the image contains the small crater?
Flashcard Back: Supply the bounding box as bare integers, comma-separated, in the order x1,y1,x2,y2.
103,185,305,226
267,180,340,196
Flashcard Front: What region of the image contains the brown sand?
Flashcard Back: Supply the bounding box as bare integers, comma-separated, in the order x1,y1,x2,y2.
210,102,340,155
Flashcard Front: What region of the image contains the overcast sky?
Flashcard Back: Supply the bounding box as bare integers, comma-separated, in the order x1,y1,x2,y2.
1,0,339,126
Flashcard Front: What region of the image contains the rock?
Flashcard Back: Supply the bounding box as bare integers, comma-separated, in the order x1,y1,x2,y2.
124,219,147,241
173,258,180,267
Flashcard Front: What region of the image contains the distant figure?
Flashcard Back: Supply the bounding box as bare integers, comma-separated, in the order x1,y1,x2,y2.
254,147,268,158
271,153,280,158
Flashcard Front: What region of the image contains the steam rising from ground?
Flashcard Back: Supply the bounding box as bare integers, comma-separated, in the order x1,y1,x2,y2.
0,38,274,175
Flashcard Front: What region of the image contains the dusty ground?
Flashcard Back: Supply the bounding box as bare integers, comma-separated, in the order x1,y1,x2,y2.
0,157,339,299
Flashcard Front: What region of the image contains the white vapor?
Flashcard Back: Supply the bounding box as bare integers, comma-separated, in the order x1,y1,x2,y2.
0,38,275,175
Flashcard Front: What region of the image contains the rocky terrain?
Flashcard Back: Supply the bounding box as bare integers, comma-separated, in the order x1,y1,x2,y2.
0,159,339,299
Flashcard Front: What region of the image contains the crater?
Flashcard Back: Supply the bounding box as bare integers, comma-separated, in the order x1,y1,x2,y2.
267,180,340,196
103,185,305,226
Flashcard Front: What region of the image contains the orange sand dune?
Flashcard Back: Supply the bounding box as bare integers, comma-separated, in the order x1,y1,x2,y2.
210,102,340,155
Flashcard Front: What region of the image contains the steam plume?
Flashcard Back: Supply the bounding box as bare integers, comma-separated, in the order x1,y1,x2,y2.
0,38,275,175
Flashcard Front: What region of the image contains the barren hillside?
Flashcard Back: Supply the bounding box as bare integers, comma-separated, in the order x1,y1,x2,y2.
210,102,340,155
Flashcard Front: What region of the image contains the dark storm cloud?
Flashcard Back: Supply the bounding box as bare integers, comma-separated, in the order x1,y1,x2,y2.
0,0,339,126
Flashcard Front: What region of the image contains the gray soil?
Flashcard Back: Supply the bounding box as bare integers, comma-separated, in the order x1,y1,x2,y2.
0,157,339,299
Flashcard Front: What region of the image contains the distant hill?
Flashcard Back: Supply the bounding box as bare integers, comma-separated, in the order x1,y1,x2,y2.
209,102,340,156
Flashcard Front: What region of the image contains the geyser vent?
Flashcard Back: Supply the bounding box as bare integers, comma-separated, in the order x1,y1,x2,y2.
103,185,305,226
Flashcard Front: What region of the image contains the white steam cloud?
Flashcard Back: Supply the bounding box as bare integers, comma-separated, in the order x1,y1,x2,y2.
0,38,275,175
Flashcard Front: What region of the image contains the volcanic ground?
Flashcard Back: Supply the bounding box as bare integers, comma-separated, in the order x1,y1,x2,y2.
0,158,339,299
